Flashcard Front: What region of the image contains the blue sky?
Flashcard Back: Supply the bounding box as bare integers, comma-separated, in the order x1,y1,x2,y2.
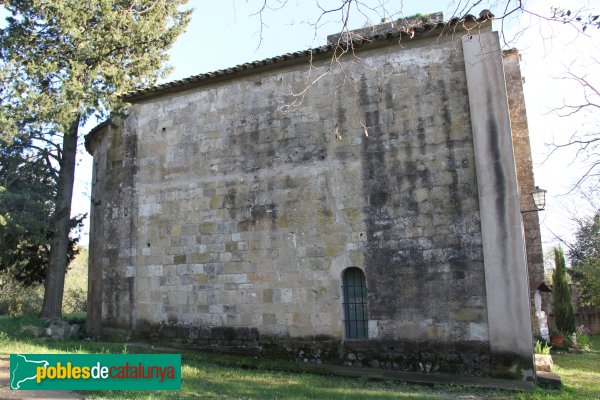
165,0,448,81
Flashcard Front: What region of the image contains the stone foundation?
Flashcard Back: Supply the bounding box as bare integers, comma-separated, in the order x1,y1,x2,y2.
108,321,494,376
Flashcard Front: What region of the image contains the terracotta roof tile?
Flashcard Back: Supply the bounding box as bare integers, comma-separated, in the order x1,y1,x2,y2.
120,12,492,102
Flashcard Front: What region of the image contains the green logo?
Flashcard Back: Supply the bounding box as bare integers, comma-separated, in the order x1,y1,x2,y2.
10,354,181,390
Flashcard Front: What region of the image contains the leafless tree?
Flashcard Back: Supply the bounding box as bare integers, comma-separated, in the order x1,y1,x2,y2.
548,67,600,192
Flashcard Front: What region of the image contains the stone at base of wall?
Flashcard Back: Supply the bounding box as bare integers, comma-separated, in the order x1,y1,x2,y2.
99,321,532,381
534,354,553,373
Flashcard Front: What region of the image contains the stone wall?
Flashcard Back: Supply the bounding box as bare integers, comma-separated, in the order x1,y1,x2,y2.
87,27,534,381
504,50,547,336
462,33,534,381
86,115,138,334
576,307,600,334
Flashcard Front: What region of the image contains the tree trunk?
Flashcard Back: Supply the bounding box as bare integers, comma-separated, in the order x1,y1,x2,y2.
41,115,80,319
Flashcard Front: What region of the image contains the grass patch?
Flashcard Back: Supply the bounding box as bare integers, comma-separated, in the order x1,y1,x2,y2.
550,335,600,400
0,313,45,336
1,315,599,399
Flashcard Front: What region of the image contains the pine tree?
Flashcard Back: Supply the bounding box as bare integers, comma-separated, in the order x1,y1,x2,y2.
0,139,83,286
0,0,191,318
552,246,576,335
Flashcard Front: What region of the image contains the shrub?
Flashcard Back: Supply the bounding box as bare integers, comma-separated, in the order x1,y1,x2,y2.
0,270,44,315
535,340,552,355
0,246,88,316
576,325,592,351
63,287,87,314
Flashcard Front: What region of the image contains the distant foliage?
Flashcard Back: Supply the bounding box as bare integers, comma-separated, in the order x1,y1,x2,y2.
0,270,44,315
0,247,87,315
62,248,88,314
63,288,87,314
569,211,600,307
553,247,576,335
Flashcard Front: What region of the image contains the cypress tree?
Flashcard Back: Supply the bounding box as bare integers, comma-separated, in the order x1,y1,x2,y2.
552,246,576,335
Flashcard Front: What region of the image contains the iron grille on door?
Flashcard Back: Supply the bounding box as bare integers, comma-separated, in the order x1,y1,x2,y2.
342,267,368,339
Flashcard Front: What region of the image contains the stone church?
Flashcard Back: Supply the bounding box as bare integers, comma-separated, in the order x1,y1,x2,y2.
85,13,544,385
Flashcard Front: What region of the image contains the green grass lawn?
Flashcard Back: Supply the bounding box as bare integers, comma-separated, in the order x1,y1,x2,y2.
2,315,599,399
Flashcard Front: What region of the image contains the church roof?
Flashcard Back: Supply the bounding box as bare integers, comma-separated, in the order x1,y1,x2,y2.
121,11,493,102
86,11,493,152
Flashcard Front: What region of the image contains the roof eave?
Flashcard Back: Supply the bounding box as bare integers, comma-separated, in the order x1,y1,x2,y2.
122,16,493,103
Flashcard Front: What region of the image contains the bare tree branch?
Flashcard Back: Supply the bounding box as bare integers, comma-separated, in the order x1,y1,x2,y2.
546,69,600,193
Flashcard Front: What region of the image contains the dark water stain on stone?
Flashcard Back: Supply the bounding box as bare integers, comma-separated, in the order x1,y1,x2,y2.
486,90,508,247
438,79,462,223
